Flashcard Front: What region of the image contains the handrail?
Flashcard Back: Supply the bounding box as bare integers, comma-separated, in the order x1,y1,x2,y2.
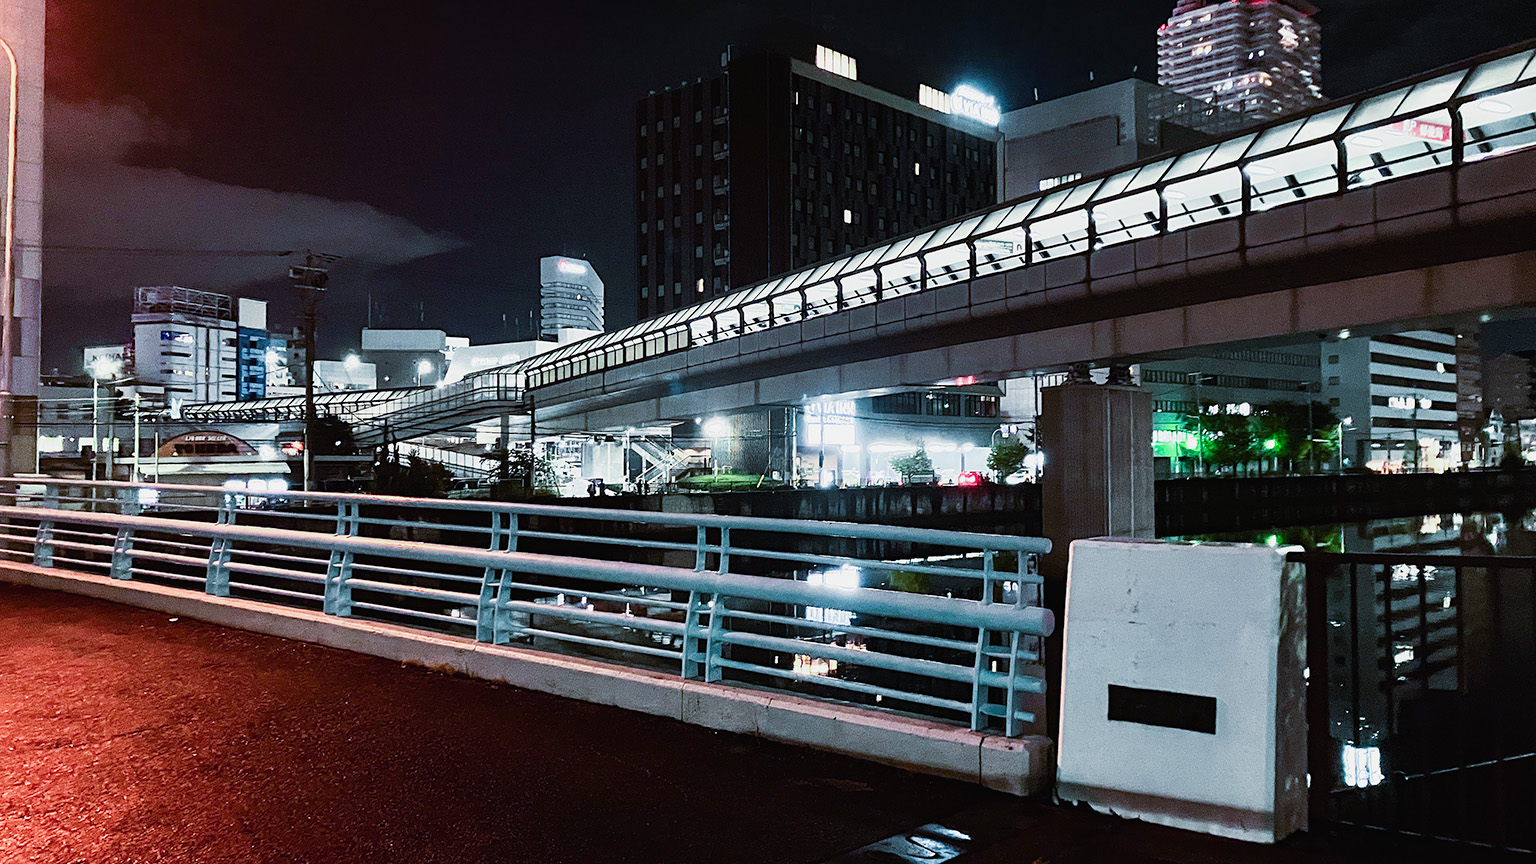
5,477,1053,554
0,486,1053,736
0,504,1052,633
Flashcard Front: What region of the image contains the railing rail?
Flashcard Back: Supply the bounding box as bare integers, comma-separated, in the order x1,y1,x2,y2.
0,477,1053,737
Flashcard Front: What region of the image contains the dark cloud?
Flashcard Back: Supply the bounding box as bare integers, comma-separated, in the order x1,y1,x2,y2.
46,98,465,292
42,98,466,368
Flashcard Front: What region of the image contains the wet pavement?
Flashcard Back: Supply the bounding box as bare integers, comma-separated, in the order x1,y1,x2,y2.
0,583,1399,863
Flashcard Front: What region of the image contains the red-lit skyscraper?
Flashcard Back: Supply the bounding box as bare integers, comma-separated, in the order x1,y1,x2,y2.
1157,0,1323,120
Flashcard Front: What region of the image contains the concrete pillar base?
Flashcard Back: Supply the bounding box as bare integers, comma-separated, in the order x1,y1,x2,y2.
1039,380,1155,583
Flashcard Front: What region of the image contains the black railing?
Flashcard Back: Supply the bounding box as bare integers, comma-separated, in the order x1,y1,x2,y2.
1293,551,1536,854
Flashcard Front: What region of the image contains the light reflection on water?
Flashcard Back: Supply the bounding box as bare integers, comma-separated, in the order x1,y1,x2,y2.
1173,509,1536,556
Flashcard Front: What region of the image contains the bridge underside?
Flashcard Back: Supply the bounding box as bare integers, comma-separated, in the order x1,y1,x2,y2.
533,154,1536,433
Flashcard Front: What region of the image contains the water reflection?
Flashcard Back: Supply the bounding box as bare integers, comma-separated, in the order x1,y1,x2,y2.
1174,508,1536,556
1181,509,1536,848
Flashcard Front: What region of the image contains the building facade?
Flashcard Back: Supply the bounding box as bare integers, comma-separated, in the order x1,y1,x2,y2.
1324,330,1461,472
998,78,1250,201
1158,0,1323,120
539,256,604,338
635,36,1002,321
131,288,269,407
1,0,44,476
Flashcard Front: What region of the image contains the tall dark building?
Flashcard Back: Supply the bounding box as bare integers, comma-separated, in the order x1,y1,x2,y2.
635,34,1003,321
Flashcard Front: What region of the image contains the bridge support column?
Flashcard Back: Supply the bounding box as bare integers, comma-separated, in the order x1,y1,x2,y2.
1039,371,1155,583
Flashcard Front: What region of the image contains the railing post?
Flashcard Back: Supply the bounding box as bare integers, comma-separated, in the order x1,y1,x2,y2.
204,492,238,597
32,482,58,567
971,549,997,733
704,594,728,683
1304,556,1333,831
682,590,709,679
1335,137,1349,194
718,526,731,574
117,485,141,517
477,510,518,644
694,526,708,571
110,526,135,581
323,501,360,616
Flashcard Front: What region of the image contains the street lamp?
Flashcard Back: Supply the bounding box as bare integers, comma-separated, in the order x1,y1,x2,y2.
87,356,124,481
703,416,728,475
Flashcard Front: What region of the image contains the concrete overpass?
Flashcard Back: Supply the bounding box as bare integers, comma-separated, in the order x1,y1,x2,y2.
197,41,1536,440
523,40,1536,432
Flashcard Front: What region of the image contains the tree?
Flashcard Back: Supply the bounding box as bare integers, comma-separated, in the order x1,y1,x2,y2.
371,450,452,498
890,448,934,481
987,436,1030,480
1186,410,1255,474
1254,400,1339,474
489,444,561,492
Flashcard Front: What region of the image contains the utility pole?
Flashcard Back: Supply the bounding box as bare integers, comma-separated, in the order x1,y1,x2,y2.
289,251,334,492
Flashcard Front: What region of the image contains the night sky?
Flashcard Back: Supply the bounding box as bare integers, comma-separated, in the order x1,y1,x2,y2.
42,0,1536,371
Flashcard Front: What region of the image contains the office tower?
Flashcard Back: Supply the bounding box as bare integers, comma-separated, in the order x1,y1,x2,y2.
540,256,604,338
636,33,1003,321
1158,0,1323,120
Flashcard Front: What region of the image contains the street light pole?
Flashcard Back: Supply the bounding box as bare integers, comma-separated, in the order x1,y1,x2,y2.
132,393,142,483
289,251,332,492
90,374,99,482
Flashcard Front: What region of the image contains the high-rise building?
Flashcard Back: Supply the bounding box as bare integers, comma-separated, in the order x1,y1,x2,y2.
131,287,269,407
635,32,1003,321
539,256,604,338
1157,0,1323,120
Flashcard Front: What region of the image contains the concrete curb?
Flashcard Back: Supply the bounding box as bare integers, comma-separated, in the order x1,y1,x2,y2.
0,564,1053,796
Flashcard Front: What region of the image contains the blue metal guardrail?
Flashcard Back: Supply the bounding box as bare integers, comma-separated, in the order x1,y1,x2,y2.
0,478,1054,737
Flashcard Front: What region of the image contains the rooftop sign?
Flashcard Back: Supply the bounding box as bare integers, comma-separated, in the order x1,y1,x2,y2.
918,84,1001,126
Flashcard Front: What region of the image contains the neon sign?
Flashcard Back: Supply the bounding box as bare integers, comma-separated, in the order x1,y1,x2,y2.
918,84,1001,127
556,259,588,276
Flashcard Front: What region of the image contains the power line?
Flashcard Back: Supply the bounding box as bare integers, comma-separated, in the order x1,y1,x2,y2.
21,244,297,257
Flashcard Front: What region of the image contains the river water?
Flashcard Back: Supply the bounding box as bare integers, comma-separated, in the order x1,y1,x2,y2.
1174,508,1536,557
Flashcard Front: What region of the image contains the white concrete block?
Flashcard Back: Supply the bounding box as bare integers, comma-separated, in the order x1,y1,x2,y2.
1056,539,1307,844
981,734,1053,796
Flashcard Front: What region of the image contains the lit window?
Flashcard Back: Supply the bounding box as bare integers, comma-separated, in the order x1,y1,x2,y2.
815,45,858,81
697,279,705,293
913,162,921,176
843,209,852,224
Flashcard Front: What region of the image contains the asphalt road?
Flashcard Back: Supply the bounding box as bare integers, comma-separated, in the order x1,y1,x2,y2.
0,582,1409,864
0,583,995,863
